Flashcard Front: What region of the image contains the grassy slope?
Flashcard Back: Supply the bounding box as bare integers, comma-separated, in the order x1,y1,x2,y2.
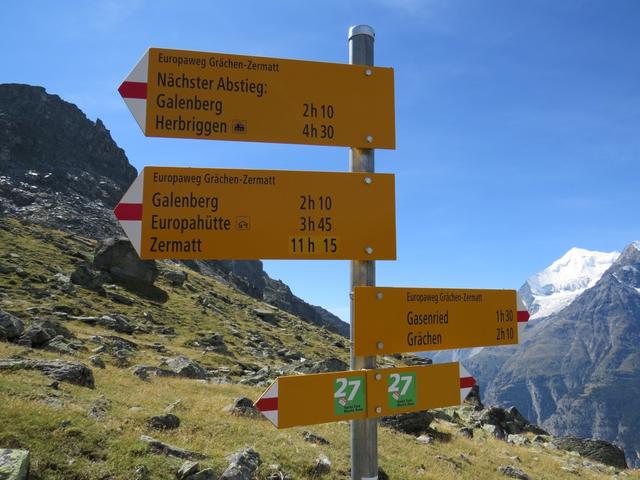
0,217,638,480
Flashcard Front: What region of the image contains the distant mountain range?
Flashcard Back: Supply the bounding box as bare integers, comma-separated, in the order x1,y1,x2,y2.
464,243,640,467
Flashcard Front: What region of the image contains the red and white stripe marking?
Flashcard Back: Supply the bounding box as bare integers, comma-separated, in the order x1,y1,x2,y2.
459,363,476,403
517,293,530,338
113,171,144,255
254,379,279,427
118,51,149,134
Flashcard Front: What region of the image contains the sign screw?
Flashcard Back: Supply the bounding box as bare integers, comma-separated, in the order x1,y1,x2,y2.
365,247,374,255
375,373,382,380
366,135,374,143
375,406,382,414
376,292,383,300
364,177,373,185
376,342,384,350
365,68,373,76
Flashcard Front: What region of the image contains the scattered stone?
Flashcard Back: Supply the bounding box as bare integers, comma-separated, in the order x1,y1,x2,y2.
164,356,208,379
46,335,85,355
403,355,432,366
458,427,474,439
507,434,530,446
19,318,74,347
96,314,135,334
225,397,260,418
221,447,261,480
303,431,330,445
70,263,110,290
90,355,106,369
48,381,60,389
0,310,24,340
93,237,159,288
253,308,278,324
498,465,529,479
164,269,188,287
381,411,434,435
0,449,30,480
176,460,199,479
416,434,434,445
551,436,628,469
309,454,331,476
482,424,506,441
88,395,111,421
188,468,216,480
147,413,181,430
140,435,207,460
134,464,149,480
377,467,390,480
105,290,135,305
132,365,177,381
0,358,95,388
296,357,348,374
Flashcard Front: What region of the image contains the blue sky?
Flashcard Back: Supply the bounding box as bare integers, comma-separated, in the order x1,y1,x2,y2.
3,1,639,321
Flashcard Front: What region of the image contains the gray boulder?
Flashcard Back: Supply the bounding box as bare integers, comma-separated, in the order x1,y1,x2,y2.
0,359,95,388
164,356,208,379
177,461,199,479
498,466,529,479
221,447,261,480
380,411,434,436
93,237,158,288
296,357,348,374
140,435,207,460
225,397,260,418
164,269,188,287
97,314,135,334
19,318,73,347
552,436,628,469
0,449,30,480
147,413,181,430
0,311,24,340
310,454,331,476
70,263,110,290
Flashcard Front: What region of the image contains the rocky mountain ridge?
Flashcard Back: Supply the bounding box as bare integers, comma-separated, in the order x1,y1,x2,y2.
0,83,348,336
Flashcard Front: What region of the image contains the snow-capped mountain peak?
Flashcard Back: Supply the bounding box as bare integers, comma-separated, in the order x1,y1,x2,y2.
524,247,620,319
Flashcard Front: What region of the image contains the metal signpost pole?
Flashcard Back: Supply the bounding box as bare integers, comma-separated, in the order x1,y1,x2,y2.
349,24,378,480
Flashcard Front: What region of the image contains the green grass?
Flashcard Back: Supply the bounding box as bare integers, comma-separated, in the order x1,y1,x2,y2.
1,217,639,479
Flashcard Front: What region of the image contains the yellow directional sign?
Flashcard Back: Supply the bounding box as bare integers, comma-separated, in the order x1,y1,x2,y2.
114,166,396,260
366,363,472,417
354,287,522,356
119,47,395,149
255,370,368,428
254,363,476,428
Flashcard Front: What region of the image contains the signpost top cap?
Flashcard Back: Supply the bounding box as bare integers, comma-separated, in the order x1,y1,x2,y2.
348,25,375,40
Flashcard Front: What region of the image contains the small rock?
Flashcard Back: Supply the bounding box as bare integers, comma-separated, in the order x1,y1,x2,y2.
134,464,149,480
0,449,30,480
164,269,188,287
176,460,199,479
482,423,506,441
458,427,474,439
303,431,330,445
416,434,434,445
507,434,530,446
310,454,331,476
296,357,348,374
221,447,261,480
147,413,181,430
88,395,111,421
187,469,216,480
498,465,529,479
225,397,260,418
0,359,95,388
48,381,60,389
140,435,207,460
164,356,208,379
90,355,106,369
381,411,434,435
0,310,24,340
